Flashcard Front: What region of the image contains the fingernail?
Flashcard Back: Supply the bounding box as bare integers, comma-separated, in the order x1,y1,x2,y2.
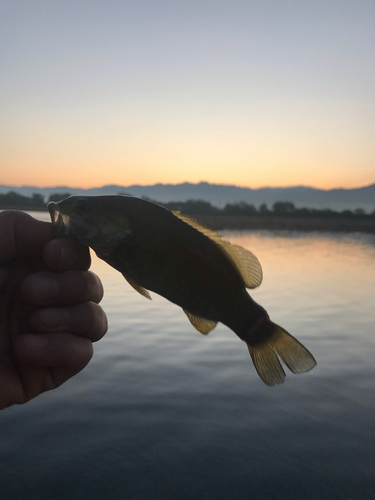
29,275,59,301
22,334,50,352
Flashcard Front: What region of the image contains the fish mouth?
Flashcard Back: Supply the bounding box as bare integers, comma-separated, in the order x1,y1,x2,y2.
47,202,71,237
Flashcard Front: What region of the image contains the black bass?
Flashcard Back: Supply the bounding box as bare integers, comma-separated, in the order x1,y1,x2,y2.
48,195,316,385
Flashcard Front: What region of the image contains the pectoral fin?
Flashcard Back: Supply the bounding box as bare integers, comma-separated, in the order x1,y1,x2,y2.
122,273,152,300
184,310,217,334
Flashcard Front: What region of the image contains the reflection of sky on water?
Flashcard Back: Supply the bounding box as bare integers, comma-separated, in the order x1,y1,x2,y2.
1,212,374,500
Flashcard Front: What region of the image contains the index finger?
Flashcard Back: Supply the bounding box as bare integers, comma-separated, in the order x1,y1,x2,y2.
0,211,52,263
43,238,91,271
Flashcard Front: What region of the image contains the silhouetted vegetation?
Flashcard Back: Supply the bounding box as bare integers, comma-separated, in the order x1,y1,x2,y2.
159,199,375,219
0,192,374,221
161,199,220,215
0,191,45,208
48,193,71,202
222,202,257,216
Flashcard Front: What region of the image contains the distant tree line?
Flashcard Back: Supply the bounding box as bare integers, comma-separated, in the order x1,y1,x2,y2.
156,199,375,219
0,192,71,208
48,193,72,202
0,191,46,208
0,191,374,218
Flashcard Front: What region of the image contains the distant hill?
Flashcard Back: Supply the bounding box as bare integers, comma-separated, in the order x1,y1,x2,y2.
1,181,374,212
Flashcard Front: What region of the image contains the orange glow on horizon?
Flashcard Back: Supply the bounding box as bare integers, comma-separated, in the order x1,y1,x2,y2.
2,125,374,191
1,171,373,192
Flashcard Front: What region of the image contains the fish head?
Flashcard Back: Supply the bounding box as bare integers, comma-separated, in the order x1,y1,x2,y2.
48,195,131,253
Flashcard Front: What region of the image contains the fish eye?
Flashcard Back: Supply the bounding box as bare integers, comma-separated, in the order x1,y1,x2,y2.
75,202,88,213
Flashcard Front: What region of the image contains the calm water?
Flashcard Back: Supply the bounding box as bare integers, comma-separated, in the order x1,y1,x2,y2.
1,211,375,500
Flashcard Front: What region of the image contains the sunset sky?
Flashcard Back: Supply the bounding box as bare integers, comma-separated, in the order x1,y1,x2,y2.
1,0,374,190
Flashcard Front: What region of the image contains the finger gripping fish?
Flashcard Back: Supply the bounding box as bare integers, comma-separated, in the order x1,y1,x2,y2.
48,195,316,385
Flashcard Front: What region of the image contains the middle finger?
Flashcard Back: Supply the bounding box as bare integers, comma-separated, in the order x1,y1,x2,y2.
22,270,104,306
30,302,108,342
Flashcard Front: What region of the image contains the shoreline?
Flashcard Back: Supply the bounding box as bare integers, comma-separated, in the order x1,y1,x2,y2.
193,214,375,234
1,206,374,234
0,206,49,212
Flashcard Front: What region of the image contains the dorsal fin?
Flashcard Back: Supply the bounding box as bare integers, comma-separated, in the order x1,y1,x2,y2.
172,211,263,289
172,211,223,243
183,310,217,334
122,273,152,300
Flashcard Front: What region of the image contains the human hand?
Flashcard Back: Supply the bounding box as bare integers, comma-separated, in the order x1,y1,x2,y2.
0,210,107,409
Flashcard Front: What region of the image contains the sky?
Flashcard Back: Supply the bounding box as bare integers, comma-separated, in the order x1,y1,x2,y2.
1,0,374,190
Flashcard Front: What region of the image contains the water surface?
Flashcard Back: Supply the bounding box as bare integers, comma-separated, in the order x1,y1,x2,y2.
1,211,375,500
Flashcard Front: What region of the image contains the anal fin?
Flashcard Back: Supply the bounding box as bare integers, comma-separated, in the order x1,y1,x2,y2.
184,310,217,334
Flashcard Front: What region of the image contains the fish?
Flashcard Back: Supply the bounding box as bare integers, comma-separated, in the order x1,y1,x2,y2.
48,195,316,385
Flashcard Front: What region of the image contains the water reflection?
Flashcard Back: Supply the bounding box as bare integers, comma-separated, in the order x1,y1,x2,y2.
1,212,374,500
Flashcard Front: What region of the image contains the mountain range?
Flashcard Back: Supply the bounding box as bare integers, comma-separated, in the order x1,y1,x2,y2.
1,182,374,212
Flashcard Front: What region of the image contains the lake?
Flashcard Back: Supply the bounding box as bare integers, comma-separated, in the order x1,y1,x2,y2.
1,211,375,500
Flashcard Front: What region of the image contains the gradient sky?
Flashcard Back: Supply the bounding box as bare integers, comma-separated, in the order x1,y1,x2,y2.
1,0,374,190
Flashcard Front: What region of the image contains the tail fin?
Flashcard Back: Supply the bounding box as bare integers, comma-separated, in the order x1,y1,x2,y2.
247,323,316,386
